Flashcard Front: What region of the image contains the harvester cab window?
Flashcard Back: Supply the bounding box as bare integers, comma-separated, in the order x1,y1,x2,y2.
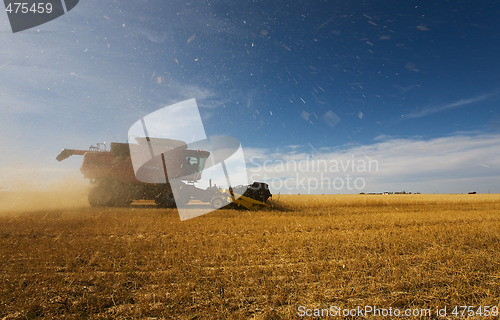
186,156,200,174
187,157,198,165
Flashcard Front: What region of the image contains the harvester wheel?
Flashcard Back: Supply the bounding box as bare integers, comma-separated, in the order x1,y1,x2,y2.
155,192,176,208
88,178,132,207
174,194,190,208
88,181,115,207
211,197,226,209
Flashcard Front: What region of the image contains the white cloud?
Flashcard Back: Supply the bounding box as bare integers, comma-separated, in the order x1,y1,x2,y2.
244,134,500,194
403,91,498,119
175,84,217,107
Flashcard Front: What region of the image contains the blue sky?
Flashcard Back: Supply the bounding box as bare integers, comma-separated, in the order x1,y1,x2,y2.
1,0,500,193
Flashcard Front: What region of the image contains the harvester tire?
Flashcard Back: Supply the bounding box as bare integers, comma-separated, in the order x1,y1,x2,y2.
88,183,114,207
174,194,190,208
88,178,132,207
211,197,226,209
154,192,176,208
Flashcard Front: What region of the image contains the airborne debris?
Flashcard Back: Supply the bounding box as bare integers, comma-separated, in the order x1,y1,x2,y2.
322,110,341,128
301,110,310,121
282,43,292,51
187,34,196,44
405,62,419,72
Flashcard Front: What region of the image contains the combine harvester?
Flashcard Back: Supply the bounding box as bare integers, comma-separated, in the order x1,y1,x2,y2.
57,142,271,210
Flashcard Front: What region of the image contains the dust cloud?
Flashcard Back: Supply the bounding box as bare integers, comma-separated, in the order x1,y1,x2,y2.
0,176,90,214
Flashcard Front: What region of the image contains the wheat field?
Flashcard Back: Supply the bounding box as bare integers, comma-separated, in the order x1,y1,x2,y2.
0,193,499,319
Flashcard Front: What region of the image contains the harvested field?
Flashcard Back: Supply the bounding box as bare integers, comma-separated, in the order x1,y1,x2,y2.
0,193,499,319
